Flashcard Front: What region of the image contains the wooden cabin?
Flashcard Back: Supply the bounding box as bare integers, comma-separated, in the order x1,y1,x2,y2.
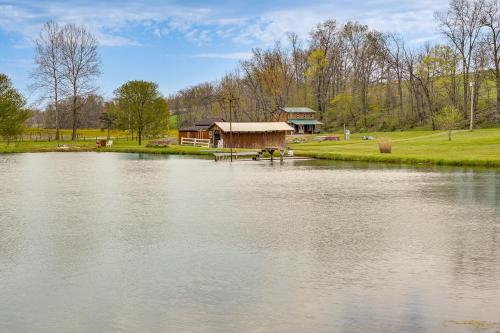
178,117,224,144
208,122,294,149
275,107,323,134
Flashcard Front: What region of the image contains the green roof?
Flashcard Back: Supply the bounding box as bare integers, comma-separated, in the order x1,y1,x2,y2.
281,107,316,113
288,119,323,125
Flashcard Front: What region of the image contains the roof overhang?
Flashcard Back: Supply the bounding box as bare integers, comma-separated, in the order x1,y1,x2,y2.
288,119,323,125
280,107,317,113
210,122,295,133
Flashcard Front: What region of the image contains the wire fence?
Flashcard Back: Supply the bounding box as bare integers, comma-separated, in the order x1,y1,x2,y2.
1,130,177,143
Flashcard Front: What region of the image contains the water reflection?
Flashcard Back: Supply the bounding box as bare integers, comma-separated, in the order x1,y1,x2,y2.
0,153,499,332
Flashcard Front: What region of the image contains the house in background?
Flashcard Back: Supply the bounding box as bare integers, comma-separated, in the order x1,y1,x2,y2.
275,107,323,134
208,122,294,149
178,117,225,144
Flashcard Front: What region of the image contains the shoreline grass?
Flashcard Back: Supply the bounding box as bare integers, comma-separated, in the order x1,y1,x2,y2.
1,128,499,168
0,140,215,156
289,128,500,168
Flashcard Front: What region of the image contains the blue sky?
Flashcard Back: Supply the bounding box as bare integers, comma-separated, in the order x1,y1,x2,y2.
0,0,448,105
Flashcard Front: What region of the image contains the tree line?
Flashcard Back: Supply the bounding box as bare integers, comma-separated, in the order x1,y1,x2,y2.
169,0,500,131
2,0,500,144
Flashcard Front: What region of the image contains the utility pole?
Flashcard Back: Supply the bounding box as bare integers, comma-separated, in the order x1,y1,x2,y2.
470,81,474,131
229,98,233,162
221,95,239,162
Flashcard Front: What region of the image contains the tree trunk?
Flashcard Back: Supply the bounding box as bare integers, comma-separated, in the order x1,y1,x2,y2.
55,91,60,141
138,130,142,145
397,77,404,127
362,82,368,130
55,114,60,140
451,68,457,107
448,130,452,141
71,96,77,141
462,62,468,118
496,65,500,114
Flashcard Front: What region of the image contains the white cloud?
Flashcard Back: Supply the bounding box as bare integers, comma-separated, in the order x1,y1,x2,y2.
0,1,214,47
230,0,448,46
191,52,253,60
0,0,449,49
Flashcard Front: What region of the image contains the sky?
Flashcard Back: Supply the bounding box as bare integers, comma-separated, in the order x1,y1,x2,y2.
0,0,449,105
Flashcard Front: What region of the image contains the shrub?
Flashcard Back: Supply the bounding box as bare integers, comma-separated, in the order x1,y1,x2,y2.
434,106,463,141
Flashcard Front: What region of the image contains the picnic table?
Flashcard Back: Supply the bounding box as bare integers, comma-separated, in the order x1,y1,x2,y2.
316,136,340,141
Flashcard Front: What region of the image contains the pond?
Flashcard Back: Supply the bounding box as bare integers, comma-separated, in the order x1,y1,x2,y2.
0,153,499,332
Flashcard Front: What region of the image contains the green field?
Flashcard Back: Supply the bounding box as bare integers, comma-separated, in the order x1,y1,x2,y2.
289,128,500,167
1,128,499,168
0,138,211,156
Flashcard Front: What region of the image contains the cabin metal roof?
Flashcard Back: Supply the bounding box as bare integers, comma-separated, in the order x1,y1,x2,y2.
281,107,316,113
288,119,323,125
179,117,225,131
196,117,225,126
179,125,208,132
211,122,294,133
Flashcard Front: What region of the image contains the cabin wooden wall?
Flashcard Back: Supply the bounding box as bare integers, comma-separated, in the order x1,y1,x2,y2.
277,112,315,121
287,113,314,120
221,132,286,149
178,130,211,143
276,112,288,122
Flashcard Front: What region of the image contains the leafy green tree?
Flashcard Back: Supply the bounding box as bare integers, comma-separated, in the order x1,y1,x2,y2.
434,105,463,141
0,74,30,143
306,49,329,117
328,93,354,128
114,80,169,145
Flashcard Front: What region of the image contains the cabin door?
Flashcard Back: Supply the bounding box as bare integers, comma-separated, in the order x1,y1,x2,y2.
214,130,222,147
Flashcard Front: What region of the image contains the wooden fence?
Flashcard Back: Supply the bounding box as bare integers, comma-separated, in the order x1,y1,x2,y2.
180,137,210,148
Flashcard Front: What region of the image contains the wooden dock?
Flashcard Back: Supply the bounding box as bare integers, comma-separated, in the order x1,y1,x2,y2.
213,151,260,161
213,147,297,162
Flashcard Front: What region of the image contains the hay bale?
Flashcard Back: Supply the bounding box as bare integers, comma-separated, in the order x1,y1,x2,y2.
378,138,392,154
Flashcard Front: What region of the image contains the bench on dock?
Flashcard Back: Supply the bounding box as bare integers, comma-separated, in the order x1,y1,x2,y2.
213,147,287,162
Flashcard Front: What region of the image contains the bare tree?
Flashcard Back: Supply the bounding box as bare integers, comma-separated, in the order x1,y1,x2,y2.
342,22,383,129
436,0,486,117
32,21,63,140
287,32,309,105
482,0,500,114
384,33,406,126
309,20,339,118
59,24,100,140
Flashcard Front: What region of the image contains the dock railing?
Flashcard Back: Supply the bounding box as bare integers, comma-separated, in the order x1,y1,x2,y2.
180,137,211,148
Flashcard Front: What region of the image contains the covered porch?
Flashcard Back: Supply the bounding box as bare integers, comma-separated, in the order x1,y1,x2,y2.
288,119,323,134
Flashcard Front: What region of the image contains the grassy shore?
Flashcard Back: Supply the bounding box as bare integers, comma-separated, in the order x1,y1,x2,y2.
289,128,500,167
1,128,499,168
0,139,214,156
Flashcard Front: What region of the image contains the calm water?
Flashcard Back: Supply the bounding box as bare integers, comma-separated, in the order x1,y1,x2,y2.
0,153,499,333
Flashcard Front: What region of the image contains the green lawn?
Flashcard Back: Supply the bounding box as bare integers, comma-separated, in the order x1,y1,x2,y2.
1,128,499,168
289,128,500,167
0,138,213,156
